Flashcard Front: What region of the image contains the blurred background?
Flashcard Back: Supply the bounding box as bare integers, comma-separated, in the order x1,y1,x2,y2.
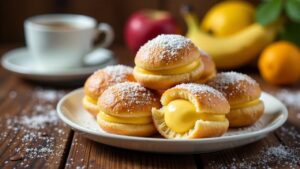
0,0,259,45
1,0,299,86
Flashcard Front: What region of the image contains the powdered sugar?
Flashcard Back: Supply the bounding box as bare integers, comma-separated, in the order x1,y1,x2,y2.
208,124,300,169
110,82,157,105
35,88,66,102
16,110,58,129
85,65,134,98
274,89,300,119
275,89,300,110
207,144,300,169
102,64,133,83
265,144,292,158
139,34,192,61
279,126,300,140
1,88,68,168
9,90,17,99
174,83,225,99
207,72,258,99
211,72,256,86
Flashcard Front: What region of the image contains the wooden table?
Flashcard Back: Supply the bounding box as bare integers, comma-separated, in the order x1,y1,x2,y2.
0,45,299,169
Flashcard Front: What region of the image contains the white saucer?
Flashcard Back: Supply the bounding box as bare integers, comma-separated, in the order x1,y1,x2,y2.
1,47,116,82
57,88,288,153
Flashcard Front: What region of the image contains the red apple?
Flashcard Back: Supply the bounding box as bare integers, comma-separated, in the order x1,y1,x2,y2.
124,9,180,53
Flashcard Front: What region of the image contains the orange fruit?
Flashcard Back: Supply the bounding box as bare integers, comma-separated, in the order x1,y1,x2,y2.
258,41,300,85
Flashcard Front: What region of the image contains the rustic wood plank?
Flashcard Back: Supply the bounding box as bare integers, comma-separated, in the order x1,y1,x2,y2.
65,133,197,169
196,75,300,168
0,75,73,168
256,76,300,129
257,78,300,167
198,133,300,168
64,45,196,169
1,43,300,169
275,123,300,166
259,76,300,168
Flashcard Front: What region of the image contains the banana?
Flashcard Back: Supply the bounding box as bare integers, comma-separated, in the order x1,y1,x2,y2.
182,9,282,69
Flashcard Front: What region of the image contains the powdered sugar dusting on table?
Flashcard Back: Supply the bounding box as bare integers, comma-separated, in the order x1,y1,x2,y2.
0,88,68,168
208,124,300,168
138,34,192,61
274,89,300,119
208,144,300,168
35,88,65,101
275,89,300,110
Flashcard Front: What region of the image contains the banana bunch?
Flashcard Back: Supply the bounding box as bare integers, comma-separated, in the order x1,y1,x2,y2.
182,7,282,69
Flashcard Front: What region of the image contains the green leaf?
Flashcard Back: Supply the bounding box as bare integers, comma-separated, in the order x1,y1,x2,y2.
279,22,300,47
256,0,283,26
285,0,300,22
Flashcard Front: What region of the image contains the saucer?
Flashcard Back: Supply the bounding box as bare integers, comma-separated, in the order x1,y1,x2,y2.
57,89,288,153
1,47,116,82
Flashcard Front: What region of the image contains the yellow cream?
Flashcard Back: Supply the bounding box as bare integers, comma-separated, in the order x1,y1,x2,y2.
98,111,152,125
136,60,200,75
231,99,260,109
163,99,225,133
86,96,98,105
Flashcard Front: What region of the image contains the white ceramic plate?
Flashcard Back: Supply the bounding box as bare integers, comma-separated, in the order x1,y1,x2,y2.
57,88,288,153
1,47,116,82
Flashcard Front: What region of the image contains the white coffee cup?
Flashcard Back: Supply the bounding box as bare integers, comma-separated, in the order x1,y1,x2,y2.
24,14,114,71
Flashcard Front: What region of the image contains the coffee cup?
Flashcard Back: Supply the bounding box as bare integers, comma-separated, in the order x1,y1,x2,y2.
24,14,114,71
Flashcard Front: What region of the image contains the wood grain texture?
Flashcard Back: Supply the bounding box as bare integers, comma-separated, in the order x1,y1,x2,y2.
258,78,300,168
199,134,283,168
1,45,300,169
0,67,73,168
65,133,197,169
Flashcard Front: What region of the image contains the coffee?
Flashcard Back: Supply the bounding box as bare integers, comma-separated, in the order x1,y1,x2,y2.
25,14,114,70
36,22,80,30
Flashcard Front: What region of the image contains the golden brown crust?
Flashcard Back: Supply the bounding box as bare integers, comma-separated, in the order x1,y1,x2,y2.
133,60,204,90
188,119,229,138
82,96,99,117
161,83,230,115
227,100,264,127
135,35,200,70
207,72,261,105
196,53,217,83
196,72,216,84
84,65,135,100
98,82,161,117
152,108,229,139
97,114,157,136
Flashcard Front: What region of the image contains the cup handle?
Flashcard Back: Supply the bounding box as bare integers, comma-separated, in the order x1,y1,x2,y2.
95,23,114,48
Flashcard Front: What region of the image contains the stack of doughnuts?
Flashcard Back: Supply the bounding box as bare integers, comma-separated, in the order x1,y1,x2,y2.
82,34,264,139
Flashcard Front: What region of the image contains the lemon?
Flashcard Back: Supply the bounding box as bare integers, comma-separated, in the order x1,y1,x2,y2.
201,0,255,37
